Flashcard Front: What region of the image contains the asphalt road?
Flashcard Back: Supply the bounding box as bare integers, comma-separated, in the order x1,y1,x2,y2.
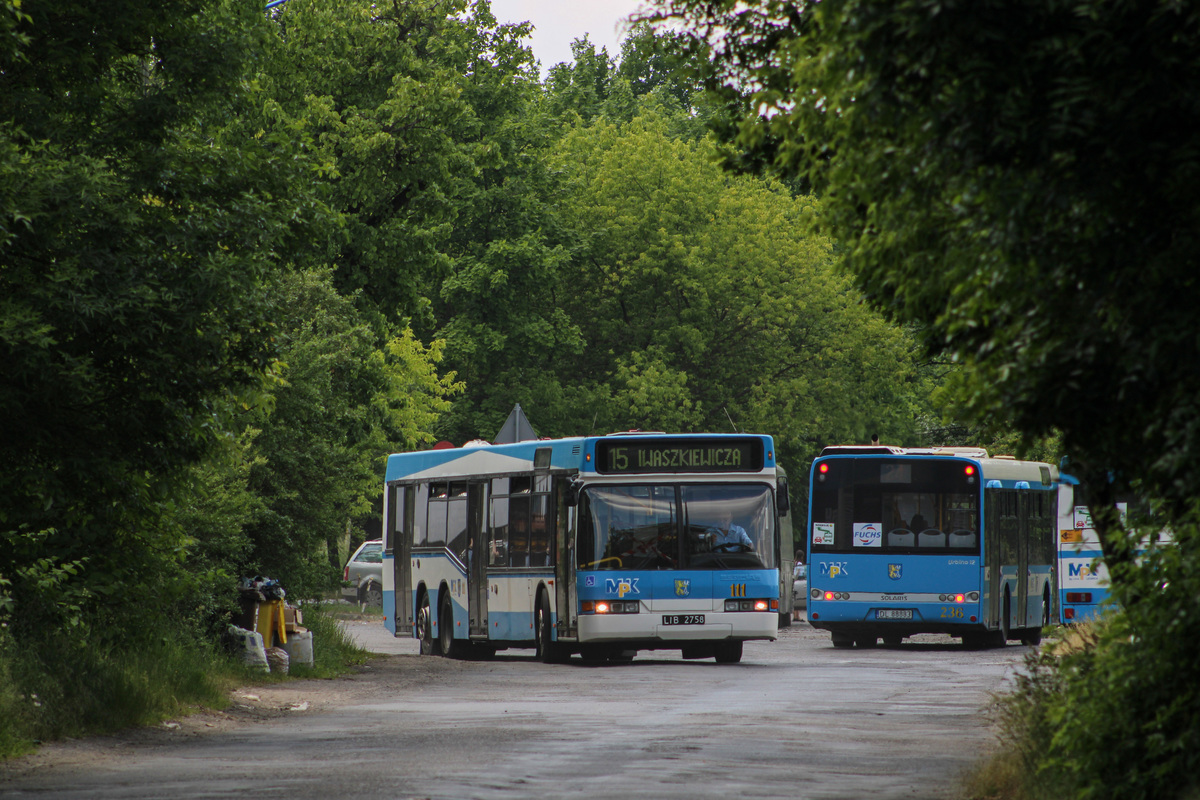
0,621,1026,800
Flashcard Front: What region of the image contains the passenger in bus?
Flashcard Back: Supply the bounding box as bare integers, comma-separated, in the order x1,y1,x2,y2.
909,513,930,533
706,511,754,552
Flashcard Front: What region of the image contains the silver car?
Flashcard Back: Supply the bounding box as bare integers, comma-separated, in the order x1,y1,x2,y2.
792,562,808,616
342,539,383,607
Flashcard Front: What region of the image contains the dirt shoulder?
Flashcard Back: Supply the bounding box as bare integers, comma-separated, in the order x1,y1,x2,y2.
1,619,411,780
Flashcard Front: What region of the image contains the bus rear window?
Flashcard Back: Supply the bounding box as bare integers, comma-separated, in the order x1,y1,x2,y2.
810,459,980,554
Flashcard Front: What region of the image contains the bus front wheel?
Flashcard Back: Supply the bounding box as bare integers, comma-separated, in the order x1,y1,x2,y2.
535,593,568,664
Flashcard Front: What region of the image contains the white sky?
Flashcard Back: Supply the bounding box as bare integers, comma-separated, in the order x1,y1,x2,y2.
487,0,652,73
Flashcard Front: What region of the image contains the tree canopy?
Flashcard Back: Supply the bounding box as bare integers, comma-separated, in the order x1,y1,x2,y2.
648,1,1200,795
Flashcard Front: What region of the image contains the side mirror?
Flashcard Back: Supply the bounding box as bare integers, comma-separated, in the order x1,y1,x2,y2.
776,479,791,514
564,478,583,507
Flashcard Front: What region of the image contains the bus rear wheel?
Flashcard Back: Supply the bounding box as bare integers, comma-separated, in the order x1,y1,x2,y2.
831,632,854,649
417,591,439,656
1001,590,1012,644
1021,589,1050,646
439,592,462,658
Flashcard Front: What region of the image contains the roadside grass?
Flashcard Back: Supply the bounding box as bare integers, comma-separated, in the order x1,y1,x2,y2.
0,601,372,758
959,623,1097,800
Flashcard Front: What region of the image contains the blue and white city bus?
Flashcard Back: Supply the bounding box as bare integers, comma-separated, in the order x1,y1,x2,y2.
1056,482,1118,624
805,445,1062,649
381,432,792,663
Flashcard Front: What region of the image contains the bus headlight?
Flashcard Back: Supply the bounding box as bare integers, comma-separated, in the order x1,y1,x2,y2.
724,599,772,612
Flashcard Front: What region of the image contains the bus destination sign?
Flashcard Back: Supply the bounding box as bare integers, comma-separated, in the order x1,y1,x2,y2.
595,437,764,475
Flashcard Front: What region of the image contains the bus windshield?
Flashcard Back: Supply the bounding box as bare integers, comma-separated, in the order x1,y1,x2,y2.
810,458,980,554
578,484,776,571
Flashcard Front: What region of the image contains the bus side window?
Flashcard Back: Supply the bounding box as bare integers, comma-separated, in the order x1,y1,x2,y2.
530,494,551,566
414,483,429,545
490,496,509,567
509,495,530,567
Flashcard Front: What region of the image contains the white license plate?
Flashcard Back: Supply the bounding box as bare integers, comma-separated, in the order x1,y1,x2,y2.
662,614,705,625
876,609,913,620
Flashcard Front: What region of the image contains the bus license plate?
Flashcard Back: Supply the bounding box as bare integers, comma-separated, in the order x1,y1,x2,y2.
876,609,913,620
662,614,705,626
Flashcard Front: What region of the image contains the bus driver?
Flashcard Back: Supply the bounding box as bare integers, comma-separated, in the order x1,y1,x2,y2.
706,511,754,552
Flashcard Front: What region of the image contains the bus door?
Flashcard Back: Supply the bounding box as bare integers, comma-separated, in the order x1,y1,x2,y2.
392,483,414,634
985,493,1002,628
554,478,577,639
468,481,488,638
1017,491,1031,628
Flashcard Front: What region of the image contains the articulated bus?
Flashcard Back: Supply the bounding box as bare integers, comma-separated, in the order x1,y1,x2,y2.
805,445,1061,649
380,432,793,663
1056,482,1120,624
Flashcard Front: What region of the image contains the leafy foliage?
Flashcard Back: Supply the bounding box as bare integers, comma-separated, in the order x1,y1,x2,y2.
0,0,328,641
242,269,458,596
650,0,1200,795
549,108,926,474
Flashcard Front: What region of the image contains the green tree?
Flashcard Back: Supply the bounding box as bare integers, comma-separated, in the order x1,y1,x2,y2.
251,0,538,330
552,109,927,472
651,1,1200,795
241,269,459,595
0,0,327,638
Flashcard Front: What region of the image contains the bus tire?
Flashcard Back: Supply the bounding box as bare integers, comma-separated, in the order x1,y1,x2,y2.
831,632,854,649
855,636,878,648
417,590,439,656
535,593,567,663
1021,588,1050,646
778,612,792,629
439,591,462,659
1001,589,1012,644
714,640,743,663
882,635,903,647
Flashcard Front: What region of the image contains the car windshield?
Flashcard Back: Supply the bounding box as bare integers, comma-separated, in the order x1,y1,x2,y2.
355,543,383,563
577,484,776,571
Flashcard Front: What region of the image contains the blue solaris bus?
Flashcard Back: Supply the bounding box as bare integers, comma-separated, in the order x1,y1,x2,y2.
381,432,794,663
806,445,1061,649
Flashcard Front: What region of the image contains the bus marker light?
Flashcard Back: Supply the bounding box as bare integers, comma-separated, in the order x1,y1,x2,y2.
1064,608,1076,620
970,616,977,622
964,465,976,476
596,602,611,614
955,594,966,603
824,591,835,601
